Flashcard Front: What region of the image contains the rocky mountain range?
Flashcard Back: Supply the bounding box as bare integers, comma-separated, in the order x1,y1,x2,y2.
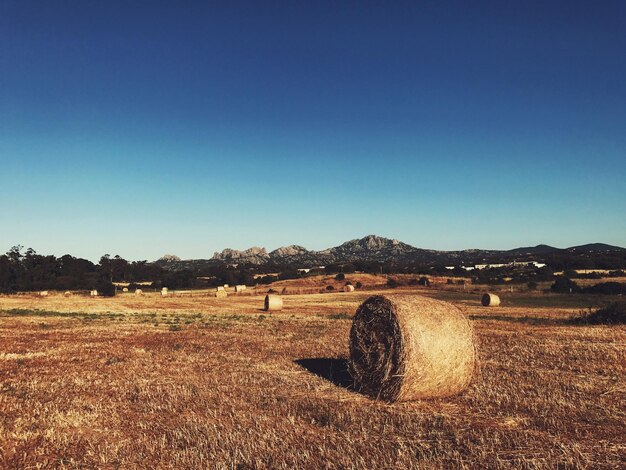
155,235,626,270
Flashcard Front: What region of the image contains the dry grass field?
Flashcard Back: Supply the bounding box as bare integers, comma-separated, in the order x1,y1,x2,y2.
1,283,624,469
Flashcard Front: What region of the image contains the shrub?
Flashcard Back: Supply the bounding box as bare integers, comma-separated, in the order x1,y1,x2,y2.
550,277,580,294
608,270,626,278
258,275,279,285
527,281,538,291
355,281,363,289
335,273,345,281
96,280,116,297
387,278,399,288
584,282,626,295
571,301,626,325
447,279,454,285
418,276,430,287
326,285,334,291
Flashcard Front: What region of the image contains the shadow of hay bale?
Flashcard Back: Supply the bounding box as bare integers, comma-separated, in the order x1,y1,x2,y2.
295,358,353,389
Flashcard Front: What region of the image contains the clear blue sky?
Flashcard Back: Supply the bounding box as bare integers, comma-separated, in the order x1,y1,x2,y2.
1,1,625,261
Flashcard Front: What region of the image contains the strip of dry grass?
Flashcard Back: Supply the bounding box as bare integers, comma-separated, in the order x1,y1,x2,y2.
1,290,624,468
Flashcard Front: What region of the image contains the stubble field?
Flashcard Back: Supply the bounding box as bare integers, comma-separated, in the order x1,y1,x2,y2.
1,284,624,469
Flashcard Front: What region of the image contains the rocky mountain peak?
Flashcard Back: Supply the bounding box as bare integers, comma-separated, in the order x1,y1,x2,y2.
270,245,309,257
159,254,181,262
212,246,270,264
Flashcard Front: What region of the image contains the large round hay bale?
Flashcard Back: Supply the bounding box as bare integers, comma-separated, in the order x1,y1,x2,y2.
215,290,227,298
135,289,143,296
264,294,283,311
349,295,476,402
481,293,500,307
344,285,355,292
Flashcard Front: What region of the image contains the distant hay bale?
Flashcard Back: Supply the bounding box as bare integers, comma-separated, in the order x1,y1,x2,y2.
344,285,355,292
223,284,229,288
161,287,169,297
481,293,500,307
122,287,129,293
64,291,71,297
39,291,49,297
216,286,225,292
215,290,227,298
90,290,98,297
264,294,283,311
235,285,247,292
349,294,476,402
135,289,143,296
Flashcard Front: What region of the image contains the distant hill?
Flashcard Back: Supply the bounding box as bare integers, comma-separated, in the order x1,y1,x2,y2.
566,243,625,253
155,236,626,270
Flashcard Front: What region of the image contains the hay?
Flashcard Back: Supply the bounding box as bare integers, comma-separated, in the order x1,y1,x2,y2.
161,288,168,297
264,294,283,311
235,285,247,292
90,290,98,297
216,286,225,292
135,289,143,296
344,285,355,292
64,291,71,297
215,290,227,298
122,287,129,293
39,291,49,297
481,293,500,307
349,294,476,402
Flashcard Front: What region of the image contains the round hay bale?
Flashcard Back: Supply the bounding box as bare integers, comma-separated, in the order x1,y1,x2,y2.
481,293,500,307
216,286,225,292
161,287,168,297
349,295,476,402
344,285,355,292
64,291,71,297
135,289,143,296
264,294,283,311
215,290,227,298
90,290,98,297
122,287,129,293
39,291,49,297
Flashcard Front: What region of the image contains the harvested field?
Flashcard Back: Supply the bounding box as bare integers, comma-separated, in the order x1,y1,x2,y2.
1,287,624,468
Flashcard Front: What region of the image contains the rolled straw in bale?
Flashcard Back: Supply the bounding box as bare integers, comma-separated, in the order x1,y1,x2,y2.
215,290,227,298
481,293,500,307
349,295,476,402
264,294,283,311
344,285,355,292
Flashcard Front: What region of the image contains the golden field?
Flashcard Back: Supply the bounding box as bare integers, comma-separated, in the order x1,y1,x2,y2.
1,280,624,469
